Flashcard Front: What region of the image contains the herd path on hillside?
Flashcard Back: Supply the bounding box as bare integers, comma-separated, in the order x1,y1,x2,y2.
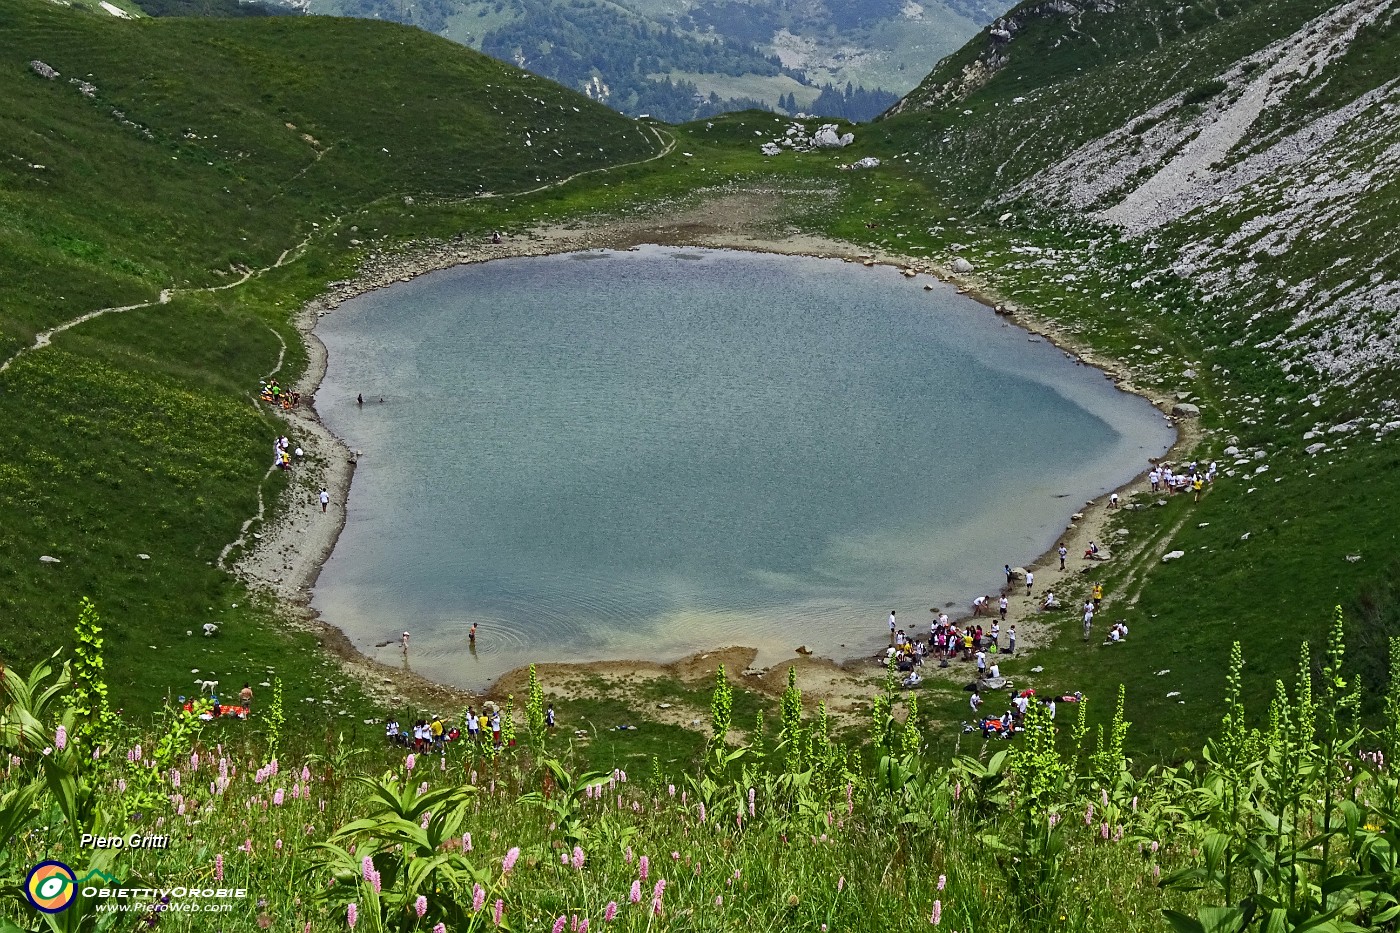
0,125,674,377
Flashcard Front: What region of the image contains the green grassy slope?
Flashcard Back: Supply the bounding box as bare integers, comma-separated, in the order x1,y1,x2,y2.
1,1,656,357
0,0,660,716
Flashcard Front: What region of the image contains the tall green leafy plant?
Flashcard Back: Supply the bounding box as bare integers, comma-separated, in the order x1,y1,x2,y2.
525,665,546,748
67,599,116,753
710,664,733,748
263,677,285,761
780,667,803,775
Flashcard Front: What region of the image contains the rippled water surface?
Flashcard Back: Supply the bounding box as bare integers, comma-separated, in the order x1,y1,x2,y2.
313,247,1173,689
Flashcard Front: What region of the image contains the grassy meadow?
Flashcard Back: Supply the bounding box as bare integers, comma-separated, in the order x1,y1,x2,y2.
3,622,1399,931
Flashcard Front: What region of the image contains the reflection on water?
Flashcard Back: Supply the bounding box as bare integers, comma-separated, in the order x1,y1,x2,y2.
314,246,1173,690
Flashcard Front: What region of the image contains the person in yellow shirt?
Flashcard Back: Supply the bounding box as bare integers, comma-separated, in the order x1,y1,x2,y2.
1092,583,1104,609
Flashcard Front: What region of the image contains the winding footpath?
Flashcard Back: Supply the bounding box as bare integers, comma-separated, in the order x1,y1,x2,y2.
0,235,313,376
0,124,674,377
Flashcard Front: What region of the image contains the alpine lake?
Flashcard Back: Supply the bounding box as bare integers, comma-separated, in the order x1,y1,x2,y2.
313,246,1175,690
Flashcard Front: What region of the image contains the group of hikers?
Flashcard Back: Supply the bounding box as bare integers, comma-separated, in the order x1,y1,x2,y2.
259,379,300,410
385,701,556,753
1151,459,1216,501
885,609,1019,688
966,689,1084,739
272,434,303,471
178,682,257,721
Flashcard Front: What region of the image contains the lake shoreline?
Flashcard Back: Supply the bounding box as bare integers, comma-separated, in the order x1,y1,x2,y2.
233,189,1190,711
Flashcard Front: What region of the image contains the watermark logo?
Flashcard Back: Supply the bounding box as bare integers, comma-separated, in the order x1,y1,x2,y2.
24,860,246,916
25,861,77,913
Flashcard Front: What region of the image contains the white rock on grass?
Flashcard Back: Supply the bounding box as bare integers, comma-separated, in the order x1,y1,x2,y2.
813,124,854,148
39,555,61,563
1162,550,1186,562
951,257,974,273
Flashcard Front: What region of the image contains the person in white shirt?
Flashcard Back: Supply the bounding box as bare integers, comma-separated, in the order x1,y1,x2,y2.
988,661,1000,679
1025,571,1034,595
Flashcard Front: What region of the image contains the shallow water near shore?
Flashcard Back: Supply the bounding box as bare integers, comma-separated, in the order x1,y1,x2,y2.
313,246,1173,691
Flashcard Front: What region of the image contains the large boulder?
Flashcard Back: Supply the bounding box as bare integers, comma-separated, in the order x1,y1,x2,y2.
950,257,974,274
30,61,59,79
812,124,854,148
1171,402,1201,417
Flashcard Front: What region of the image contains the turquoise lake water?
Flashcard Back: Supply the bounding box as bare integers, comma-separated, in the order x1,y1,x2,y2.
313,246,1174,689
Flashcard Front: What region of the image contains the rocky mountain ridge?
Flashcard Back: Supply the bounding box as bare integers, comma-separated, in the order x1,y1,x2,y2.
882,0,1398,432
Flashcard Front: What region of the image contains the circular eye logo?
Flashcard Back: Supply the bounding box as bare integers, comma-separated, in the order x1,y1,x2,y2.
26,861,77,913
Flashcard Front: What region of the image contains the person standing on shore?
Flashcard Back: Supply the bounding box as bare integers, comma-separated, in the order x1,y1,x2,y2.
1025,571,1034,596
401,631,410,651
998,596,1008,620
888,610,897,644
1007,625,1017,654
320,487,330,513
1058,543,1068,570
1004,564,1014,588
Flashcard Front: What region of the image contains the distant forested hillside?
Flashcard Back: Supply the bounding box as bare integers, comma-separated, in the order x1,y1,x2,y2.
305,0,1000,121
